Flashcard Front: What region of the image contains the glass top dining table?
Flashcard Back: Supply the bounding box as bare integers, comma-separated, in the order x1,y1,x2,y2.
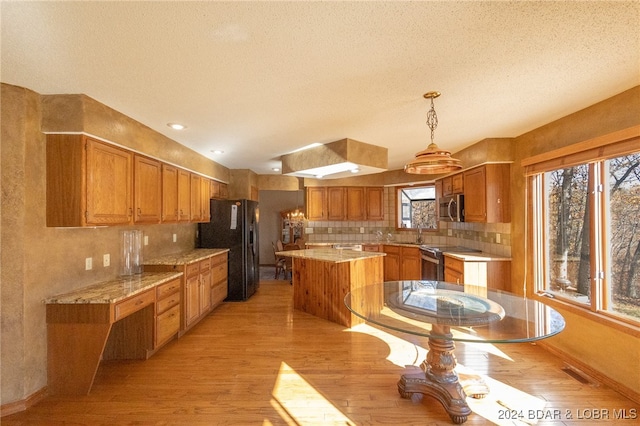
344,280,565,424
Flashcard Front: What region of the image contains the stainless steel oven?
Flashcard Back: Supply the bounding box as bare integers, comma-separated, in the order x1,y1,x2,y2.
419,245,481,281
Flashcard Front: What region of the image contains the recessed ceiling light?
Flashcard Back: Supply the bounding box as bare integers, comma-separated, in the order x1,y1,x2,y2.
272,167,280,172
211,150,224,155
167,123,186,130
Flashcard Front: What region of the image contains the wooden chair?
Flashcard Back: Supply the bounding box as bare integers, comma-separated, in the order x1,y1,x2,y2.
272,241,286,280
283,243,301,283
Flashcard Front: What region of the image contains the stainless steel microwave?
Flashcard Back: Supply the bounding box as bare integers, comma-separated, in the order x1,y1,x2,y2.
439,194,464,222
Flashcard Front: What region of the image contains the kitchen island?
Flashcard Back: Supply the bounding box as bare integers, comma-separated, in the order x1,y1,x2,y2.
276,248,385,327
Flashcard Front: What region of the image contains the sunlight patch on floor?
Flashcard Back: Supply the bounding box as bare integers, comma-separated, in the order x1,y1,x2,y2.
271,361,356,425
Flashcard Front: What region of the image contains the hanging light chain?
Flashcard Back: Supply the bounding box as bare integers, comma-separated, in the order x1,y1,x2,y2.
425,93,439,144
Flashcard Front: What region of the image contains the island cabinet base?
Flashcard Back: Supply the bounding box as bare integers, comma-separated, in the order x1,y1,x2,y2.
292,256,383,327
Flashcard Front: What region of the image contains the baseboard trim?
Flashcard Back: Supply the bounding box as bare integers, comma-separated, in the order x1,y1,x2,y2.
538,341,640,404
0,387,48,417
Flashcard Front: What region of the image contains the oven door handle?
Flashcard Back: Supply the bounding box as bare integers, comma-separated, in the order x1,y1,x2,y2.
448,199,455,222
421,255,439,264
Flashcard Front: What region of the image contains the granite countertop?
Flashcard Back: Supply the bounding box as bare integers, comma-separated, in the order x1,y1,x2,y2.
44,271,183,304
444,252,512,262
276,248,386,264
144,248,229,266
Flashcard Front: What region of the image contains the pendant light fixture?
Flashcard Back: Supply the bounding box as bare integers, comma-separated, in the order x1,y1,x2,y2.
404,91,462,175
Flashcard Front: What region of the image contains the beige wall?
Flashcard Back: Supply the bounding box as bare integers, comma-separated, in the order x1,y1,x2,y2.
0,84,221,407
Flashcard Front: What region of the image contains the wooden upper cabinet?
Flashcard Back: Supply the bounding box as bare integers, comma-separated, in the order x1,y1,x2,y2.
452,173,464,194
177,168,191,221
219,183,229,199
327,187,347,220
134,155,162,224
346,187,365,221
190,174,203,222
463,164,511,223
201,178,211,222
161,164,179,223
210,180,220,199
46,134,133,227
306,187,327,221
441,173,463,197
365,187,384,221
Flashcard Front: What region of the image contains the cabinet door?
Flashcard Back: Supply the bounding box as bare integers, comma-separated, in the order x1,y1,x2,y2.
185,274,200,327
161,164,179,222
442,177,453,196
366,187,384,221
452,173,464,194
306,187,327,221
346,187,365,221
177,168,191,221
201,179,211,222
400,247,421,280
85,138,132,225
463,167,487,222
383,245,400,281
444,267,464,285
327,187,346,220
199,269,212,314
190,174,202,222
219,183,229,199
210,180,220,199
134,155,162,224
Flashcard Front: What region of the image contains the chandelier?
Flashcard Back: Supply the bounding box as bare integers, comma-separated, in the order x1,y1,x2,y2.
404,91,462,174
287,189,306,228
287,209,305,228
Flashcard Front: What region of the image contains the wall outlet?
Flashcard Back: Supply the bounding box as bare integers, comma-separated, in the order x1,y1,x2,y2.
85,257,92,270
328,227,332,234
447,229,453,236
360,227,365,234
103,254,110,267
173,233,177,243
496,233,501,244
144,235,149,246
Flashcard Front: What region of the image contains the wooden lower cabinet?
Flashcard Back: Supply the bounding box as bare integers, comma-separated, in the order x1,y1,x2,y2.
145,251,228,335
155,278,181,348
211,253,229,307
383,245,421,281
443,254,511,291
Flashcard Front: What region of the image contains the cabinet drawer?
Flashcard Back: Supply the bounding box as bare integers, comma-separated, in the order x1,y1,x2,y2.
212,261,228,284
363,244,380,252
156,304,180,346
211,280,228,306
114,289,154,321
156,278,181,300
210,253,227,266
199,257,211,272
444,256,464,274
383,245,400,255
186,262,200,277
156,290,181,315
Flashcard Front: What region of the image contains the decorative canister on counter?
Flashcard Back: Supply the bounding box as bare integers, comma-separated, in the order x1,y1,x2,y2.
121,230,143,275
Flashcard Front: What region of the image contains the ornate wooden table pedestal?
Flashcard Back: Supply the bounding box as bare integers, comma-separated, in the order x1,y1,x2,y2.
397,324,488,424
345,280,565,424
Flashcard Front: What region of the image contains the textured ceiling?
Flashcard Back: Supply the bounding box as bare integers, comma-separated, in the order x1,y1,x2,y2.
2,1,639,177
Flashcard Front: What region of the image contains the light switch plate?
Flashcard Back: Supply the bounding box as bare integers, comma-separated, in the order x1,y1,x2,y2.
103,254,110,267
85,257,92,270
173,233,177,242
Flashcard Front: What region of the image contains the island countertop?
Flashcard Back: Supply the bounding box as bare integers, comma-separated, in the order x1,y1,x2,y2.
44,271,183,304
144,248,229,266
276,248,385,264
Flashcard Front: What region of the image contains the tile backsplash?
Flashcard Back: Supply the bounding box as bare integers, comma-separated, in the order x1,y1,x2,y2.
304,187,511,257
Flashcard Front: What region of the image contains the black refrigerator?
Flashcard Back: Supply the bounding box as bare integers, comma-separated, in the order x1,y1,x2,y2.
198,199,259,301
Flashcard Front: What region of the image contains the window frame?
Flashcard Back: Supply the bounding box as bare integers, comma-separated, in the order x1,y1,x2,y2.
394,184,438,230
524,125,640,332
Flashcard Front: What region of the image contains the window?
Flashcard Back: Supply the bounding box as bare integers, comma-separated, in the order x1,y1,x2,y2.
396,185,437,229
527,129,640,324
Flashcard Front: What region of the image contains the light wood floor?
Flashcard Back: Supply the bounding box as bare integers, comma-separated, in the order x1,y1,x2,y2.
4,280,638,425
